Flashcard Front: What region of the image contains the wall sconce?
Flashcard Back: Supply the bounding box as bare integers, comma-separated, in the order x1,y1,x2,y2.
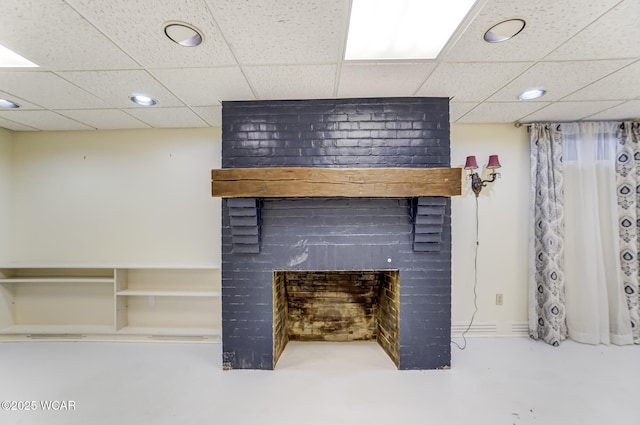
464,155,501,197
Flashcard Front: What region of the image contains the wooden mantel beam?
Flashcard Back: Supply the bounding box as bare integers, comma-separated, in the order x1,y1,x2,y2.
211,167,462,198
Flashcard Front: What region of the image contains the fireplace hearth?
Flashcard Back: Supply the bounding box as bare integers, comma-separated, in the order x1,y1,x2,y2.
216,98,454,370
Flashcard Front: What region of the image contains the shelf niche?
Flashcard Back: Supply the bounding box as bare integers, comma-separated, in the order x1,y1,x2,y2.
0,266,221,342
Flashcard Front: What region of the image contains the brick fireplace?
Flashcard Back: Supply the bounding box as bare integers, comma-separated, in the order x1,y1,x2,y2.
218,98,453,370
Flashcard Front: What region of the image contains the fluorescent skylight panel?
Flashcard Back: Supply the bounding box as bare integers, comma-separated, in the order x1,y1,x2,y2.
0,44,38,68
345,0,477,60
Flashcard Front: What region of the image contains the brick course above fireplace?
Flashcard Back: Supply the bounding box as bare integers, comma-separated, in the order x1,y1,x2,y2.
219,98,452,370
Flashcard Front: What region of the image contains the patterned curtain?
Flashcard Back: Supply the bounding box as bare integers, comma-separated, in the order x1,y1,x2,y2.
615,122,640,344
528,123,567,346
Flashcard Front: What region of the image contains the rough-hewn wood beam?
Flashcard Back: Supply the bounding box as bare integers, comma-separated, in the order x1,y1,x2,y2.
211,167,462,197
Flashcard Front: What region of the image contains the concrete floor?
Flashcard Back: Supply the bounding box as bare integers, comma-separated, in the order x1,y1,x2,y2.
0,337,637,425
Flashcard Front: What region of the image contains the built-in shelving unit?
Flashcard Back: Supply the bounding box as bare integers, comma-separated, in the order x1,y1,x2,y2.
0,266,221,342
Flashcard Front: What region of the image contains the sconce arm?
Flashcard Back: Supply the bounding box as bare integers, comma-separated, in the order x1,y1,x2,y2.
470,171,500,197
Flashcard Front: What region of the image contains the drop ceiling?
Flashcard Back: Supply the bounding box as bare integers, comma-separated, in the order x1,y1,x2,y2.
0,0,638,131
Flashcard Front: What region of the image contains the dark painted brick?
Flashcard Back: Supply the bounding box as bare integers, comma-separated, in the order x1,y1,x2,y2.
227,198,257,208
230,216,258,226
221,98,451,370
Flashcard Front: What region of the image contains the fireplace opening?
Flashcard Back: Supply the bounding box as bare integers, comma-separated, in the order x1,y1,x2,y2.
273,270,400,368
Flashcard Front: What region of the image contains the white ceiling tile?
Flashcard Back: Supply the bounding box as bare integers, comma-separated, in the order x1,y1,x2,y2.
450,102,480,122
546,0,640,60
563,61,640,101
417,62,532,101
150,67,254,105
445,0,621,62
244,65,336,100
124,107,208,128
337,63,436,98
488,60,633,102
59,70,184,108
0,91,45,110
64,0,237,68
0,71,109,109
0,0,139,70
585,100,640,121
58,110,151,130
207,0,349,65
0,116,38,131
0,111,94,131
192,106,222,127
0,0,638,131
457,102,548,123
522,101,625,122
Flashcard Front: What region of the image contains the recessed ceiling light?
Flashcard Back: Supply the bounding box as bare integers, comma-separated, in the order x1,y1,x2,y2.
518,88,546,101
0,98,20,108
130,95,157,106
0,44,38,68
345,0,477,60
163,22,203,47
484,19,526,43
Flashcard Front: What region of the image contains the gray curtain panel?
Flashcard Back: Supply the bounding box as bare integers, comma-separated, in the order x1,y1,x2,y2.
528,123,567,346
615,122,640,343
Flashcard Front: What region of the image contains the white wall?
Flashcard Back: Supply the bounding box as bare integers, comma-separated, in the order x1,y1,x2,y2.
0,128,14,262
10,128,221,266
451,123,530,334
4,123,531,333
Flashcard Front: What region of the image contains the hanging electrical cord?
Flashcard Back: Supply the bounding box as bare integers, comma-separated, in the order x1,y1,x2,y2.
452,195,480,350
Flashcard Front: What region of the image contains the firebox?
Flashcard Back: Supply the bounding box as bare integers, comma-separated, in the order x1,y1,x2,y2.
216,98,455,370
273,270,400,367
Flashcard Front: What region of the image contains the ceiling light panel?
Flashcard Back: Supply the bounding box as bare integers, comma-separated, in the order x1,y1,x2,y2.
345,0,477,60
0,44,38,68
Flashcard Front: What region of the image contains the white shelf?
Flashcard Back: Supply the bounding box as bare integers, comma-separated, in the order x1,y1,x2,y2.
117,290,221,297
1,325,114,334
117,326,221,337
0,266,222,342
0,277,114,284
0,263,221,269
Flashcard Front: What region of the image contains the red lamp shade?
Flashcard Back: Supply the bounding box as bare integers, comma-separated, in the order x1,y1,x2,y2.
487,154,501,169
464,155,479,170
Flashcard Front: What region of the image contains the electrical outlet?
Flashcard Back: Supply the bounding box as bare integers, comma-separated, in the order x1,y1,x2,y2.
495,293,504,305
